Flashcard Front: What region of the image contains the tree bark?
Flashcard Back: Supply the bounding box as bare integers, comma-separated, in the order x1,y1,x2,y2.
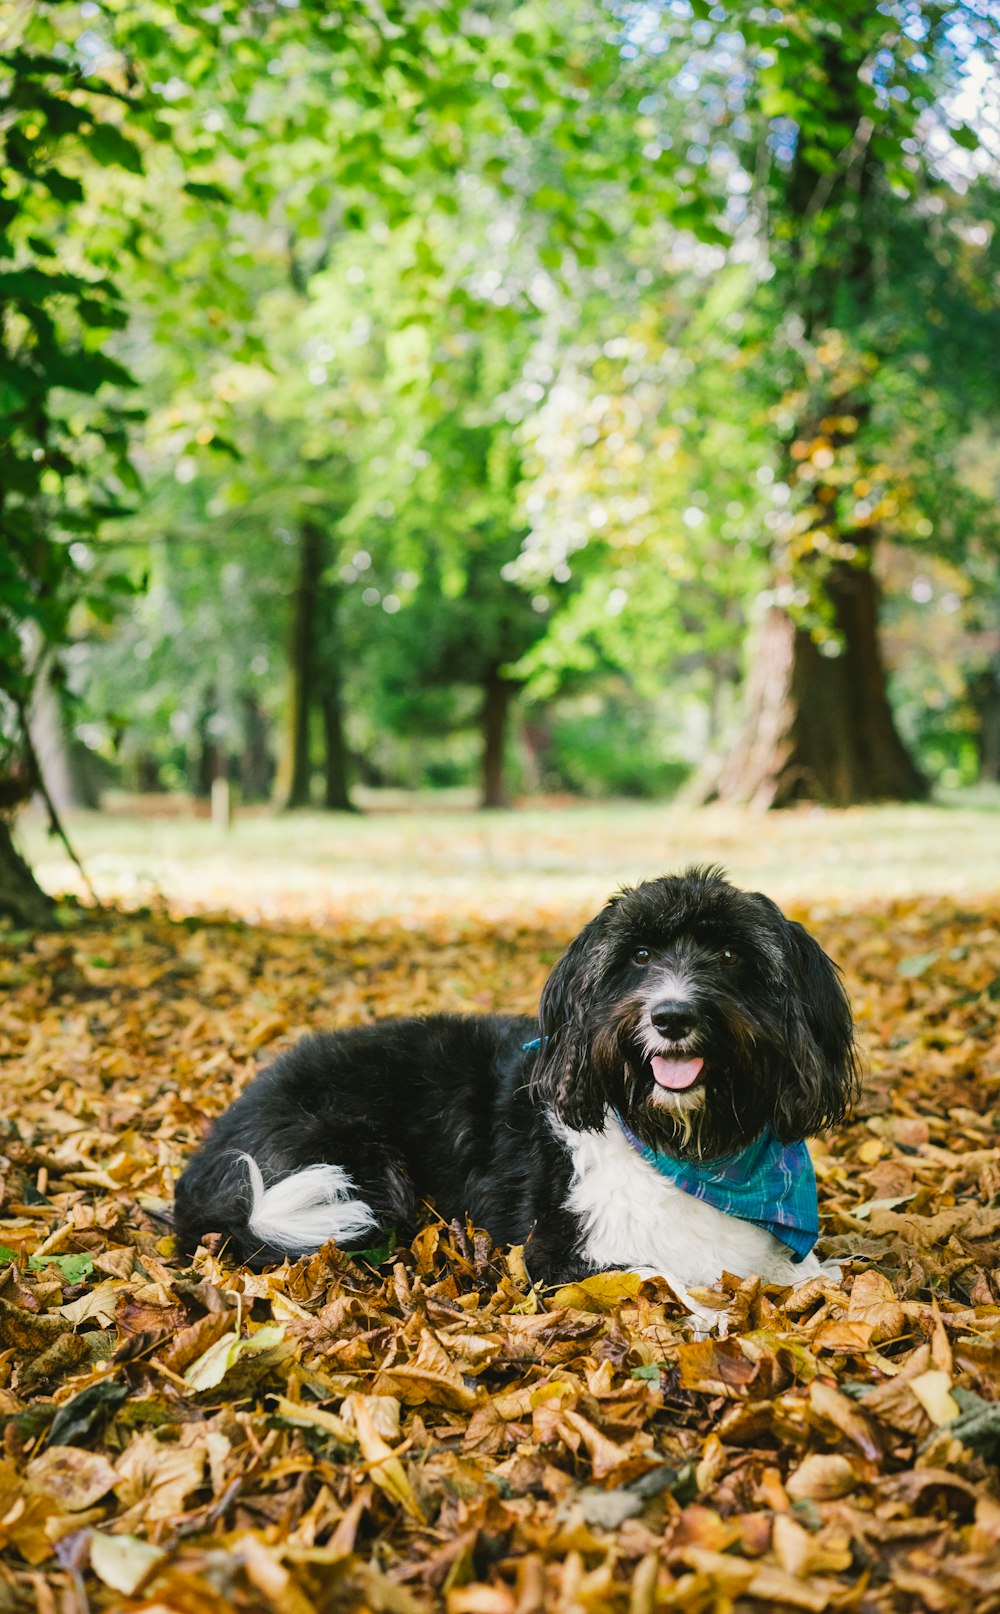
193,684,224,799
29,660,100,811
319,582,354,812
712,561,927,807
239,692,274,803
0,818,55,928
481,666,514,808
971,662,1000,783
283,521,324,810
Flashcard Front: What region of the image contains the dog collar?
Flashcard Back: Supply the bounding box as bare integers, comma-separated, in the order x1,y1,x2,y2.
615,1116,819,1263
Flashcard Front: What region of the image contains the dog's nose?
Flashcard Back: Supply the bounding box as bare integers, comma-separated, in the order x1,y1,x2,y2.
650,1000,696,1040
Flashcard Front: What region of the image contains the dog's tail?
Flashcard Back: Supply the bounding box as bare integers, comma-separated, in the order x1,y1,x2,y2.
174,1151,378,1267
239,1154,377,1252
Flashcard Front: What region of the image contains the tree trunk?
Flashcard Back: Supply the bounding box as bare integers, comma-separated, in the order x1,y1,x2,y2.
712,560,927,807
0,818,55,928
972,663,1000,783
29,660,100,811
481,666,514,809
193,684,224,799
283,522,323,810
317,579,355,811
238,692,274,803
321,690,352,810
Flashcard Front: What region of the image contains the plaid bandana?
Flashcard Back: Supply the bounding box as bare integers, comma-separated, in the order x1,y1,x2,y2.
615,1117,819,1262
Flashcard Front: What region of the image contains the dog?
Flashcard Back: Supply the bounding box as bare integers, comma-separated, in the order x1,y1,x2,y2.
174,866,859,1300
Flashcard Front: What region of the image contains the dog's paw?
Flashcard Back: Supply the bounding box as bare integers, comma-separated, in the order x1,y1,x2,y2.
631,1266,729,1338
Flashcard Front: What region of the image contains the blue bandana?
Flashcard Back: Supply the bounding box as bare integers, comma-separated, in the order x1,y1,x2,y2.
616,1117,818,1262
522,1038,818,1262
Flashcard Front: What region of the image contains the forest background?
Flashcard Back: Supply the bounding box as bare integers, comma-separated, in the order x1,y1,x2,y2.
6,10,1000,1612
2,0,1000,930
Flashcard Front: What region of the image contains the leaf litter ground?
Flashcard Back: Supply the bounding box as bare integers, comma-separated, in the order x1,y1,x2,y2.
2,869,1000,1611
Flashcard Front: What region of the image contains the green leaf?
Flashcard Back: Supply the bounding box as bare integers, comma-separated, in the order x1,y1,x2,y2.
950,123,980,153
29,1251,95,1283
46,1380,129,1448
630,1362,662,1381
897,952,938,979
183,180,231,202
37,168,85,203
354,1230,397,1266
84,124,145,173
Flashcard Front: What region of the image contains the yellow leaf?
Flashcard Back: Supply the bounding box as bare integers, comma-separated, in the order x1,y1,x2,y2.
786,1454,859,1502
89,1531,165,1595
340,1393,402,1442
552,1270,644,1312
183,1324,286,1392
908,1369,960,1426
272,1395,355,1444
114,1434,207,1522
351,1396,424,1522
57,1280,120,1327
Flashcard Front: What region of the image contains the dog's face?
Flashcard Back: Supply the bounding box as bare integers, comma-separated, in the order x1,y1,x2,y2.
533,866,859,1159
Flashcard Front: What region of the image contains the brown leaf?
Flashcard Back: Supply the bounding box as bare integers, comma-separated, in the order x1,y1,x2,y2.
786,1453,861,1501
676,1335,768,1397
0,1295,70,1350
375,1328,481,1412
808,1379,886,1459
25,1446,117,1511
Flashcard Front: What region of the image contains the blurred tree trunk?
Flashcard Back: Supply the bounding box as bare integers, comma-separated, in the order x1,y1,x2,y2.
481,665,514,808
193,684,224,799
713,562,927,806
29,660,100,811
283,522,323,809
521,710,553,793
318,580,355,811
239,692,274,802
971,661,1000,783
0,818,54,927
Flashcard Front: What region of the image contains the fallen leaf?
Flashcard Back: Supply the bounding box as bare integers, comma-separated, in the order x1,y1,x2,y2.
89,1530,166,1594
25,1446,117,1511
909,1368,960,1426
183,1324,287,1392
552,1270,646,1312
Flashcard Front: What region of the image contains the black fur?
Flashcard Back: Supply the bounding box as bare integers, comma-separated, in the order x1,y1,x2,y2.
174,866,859,1279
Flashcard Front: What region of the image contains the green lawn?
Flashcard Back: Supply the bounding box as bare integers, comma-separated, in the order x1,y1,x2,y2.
17,790,1000,927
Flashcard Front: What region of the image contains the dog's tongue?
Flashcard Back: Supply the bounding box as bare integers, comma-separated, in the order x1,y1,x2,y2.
650,1055,704,1091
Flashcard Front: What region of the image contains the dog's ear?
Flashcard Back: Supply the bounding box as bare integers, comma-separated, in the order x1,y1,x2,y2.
772,920,861,1142
531,916,607,1131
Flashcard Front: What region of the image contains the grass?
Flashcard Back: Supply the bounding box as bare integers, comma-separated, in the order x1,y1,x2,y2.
17,789,1000,928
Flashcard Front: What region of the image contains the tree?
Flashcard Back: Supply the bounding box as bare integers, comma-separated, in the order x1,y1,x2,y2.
702,0,999,805
0,25,148,921
512,0,1000,806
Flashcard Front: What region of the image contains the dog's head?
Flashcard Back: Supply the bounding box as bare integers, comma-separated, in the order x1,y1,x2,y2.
533,866,859,1159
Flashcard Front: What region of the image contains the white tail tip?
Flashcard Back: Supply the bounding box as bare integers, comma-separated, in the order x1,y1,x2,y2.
239,1153,377,1252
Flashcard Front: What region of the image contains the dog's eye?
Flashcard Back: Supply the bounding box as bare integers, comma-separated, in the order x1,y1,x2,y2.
721,948,740,966
630,947,651,967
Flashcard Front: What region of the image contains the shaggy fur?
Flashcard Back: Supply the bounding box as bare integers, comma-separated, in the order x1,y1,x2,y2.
174,866,859,1286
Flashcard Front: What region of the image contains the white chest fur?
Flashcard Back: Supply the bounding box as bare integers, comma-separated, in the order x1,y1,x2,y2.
557,1117,821,1291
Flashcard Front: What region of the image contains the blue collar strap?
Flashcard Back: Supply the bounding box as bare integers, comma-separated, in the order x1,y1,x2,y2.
615,1117,818,1263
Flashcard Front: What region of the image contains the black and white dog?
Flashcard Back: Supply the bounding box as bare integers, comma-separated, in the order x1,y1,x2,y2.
174,867,859,1297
